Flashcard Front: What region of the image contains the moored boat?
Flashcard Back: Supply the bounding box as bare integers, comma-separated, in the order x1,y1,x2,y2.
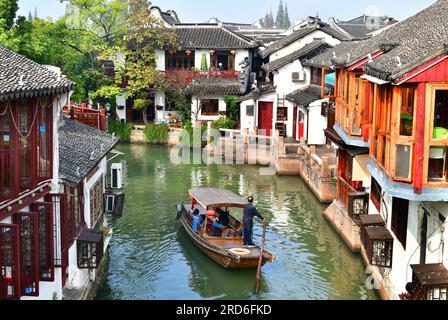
176,188,275,269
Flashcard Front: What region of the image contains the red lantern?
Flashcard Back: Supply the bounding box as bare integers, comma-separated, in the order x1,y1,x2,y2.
185,50,192,56
230,49,236,55
209,49,215,55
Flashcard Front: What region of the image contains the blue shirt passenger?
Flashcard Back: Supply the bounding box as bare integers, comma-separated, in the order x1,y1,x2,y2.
192,209,203,233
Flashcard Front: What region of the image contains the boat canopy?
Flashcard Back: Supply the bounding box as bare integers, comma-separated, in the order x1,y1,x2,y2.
189,188,246,208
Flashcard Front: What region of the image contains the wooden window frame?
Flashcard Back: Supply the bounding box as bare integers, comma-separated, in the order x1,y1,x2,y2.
90,176,104,229
370,177,382,212
423,84,448,187
200,99,220,116
32,202,55,282
14,211,40,297
391,197,409,249
321,67,336,99
0,223,21,300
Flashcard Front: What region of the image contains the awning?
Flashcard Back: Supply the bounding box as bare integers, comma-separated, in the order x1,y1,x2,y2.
346,147,369,157
77,228,103,243
360,74,390,85
324,128,344,145
189,188,246,208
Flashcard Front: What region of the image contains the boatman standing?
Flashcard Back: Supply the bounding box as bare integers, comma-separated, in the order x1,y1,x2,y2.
243,196,264,246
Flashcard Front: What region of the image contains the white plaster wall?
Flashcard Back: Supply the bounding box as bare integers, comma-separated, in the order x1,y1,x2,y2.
240,99,256,131
83,158,107,229
115,95,126,122
235,50,250,72
307,99,328,145
53,92,70,191
273,60,309,96
155,49,165,72
154,91,166,122
268,31,341,62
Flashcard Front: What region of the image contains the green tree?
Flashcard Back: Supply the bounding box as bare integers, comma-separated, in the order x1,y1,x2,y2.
0,0,19,30
284,3,291,28
94,0,178,124
275,0,285,29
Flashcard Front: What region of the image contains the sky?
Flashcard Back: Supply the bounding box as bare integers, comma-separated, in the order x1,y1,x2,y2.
18,0,437,24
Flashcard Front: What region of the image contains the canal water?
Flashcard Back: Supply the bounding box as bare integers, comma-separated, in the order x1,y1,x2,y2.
96,144,379,300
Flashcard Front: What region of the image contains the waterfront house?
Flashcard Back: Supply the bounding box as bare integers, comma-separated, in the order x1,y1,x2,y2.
0,45,74,300
58,118,118,299
238,18,347,138
157,23,257,126
0,46,119,300
310,0,448,300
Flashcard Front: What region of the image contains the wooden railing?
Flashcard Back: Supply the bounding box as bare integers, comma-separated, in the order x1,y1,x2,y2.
165,70,241,88
64,106,106,131
296,143,338,202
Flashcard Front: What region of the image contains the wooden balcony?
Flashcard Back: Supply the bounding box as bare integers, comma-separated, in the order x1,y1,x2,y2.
165,70,241,89
63,105,106,131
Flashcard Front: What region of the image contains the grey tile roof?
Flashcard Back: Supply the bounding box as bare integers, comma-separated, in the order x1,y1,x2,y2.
259,25,349,59
237,83,276,102
286,84,325,106
0,46,75,102
305,0,448,82
174,24,256,49
59,119,118,186
262,41,329,72
183,77,246,96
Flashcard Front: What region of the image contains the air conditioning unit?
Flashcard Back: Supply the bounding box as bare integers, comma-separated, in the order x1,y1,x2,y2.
111,163,123,189
292,71,306,82
105,194,115,213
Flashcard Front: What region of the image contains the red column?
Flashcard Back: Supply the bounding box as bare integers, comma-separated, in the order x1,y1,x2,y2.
413,83,426,194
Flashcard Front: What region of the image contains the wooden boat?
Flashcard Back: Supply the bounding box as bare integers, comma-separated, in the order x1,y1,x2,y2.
176,188,275,269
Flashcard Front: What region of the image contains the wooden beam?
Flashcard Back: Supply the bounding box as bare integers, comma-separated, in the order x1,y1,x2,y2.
412,83,426,194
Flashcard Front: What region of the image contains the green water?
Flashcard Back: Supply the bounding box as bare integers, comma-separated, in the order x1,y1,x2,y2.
96,144,379,300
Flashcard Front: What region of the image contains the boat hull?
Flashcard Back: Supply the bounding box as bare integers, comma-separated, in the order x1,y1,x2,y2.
178,208,273,269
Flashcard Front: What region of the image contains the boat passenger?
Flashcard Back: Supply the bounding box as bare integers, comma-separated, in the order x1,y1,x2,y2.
192,208,203,233
243,196,264,246
211,208,229,237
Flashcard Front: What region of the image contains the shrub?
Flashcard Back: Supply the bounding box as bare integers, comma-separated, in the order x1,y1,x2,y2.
144,124,169,143
108,120,134,142
211,117,236,130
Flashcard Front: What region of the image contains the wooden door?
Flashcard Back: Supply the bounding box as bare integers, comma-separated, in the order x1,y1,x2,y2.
293,107,298,140
258,102,273,136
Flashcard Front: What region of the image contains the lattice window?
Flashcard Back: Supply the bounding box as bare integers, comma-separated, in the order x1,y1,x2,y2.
33,203,54,282
77,229,104,269
90,176,104,229
0,224,20,300
14,212,39,296
365,226,394,268
37,99,53,180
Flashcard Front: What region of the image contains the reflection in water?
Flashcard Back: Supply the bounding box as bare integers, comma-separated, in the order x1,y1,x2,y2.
96,144,378,300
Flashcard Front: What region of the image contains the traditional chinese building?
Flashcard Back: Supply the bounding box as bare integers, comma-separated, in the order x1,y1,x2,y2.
309,0,448,300
0,46,118,300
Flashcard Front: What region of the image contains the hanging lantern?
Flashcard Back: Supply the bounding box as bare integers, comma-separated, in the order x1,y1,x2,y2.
209,49,215,55
185,50,192,56
169,50,175,55
230,49,236,55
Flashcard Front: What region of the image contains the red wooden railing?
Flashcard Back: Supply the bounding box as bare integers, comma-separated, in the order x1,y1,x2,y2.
165,70,241,89
65,106,106,131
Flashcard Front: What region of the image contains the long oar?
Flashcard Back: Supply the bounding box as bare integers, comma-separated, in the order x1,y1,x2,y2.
254,220,267,295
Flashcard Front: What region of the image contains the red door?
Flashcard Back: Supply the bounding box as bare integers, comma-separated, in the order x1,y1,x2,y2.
258,102,273,136
298,111,305,139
